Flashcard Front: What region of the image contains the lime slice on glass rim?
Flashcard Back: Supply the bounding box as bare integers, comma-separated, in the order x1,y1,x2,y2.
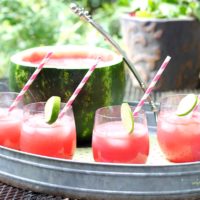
44,96,61,124
121,103,134,134
176,94,198,116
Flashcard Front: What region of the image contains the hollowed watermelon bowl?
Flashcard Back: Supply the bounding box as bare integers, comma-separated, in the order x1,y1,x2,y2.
9,45,126,145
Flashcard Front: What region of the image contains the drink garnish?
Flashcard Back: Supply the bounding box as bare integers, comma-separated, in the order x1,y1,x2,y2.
45,96,61,124
176,94,198,116
121,103,134,134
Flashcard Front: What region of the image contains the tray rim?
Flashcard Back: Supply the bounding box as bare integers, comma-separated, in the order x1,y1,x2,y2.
1,142,200,170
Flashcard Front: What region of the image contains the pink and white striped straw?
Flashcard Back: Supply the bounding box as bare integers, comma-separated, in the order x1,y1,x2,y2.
192,95,200,115
8,52,53,112
59,57,101,119
133,56,171,116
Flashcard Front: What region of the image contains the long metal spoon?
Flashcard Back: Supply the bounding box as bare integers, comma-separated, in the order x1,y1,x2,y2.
70,3,158,116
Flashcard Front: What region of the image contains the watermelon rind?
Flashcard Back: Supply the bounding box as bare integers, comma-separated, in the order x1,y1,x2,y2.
9,45,126,144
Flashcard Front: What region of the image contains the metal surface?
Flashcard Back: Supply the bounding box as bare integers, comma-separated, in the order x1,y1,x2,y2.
0,182,65,200
1,102,200,199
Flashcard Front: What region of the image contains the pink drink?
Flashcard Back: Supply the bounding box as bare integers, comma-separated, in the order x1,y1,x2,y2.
0,108,22,150
92,105,149,164
157,111,200,163
0,92,23,150
157,94,200,163
93,121,149,164
20,102,76,159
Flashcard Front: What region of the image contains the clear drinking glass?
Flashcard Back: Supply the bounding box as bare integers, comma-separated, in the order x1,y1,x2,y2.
20,102,76,159
157,94,200,163
0,92,23,150
92,105,149,164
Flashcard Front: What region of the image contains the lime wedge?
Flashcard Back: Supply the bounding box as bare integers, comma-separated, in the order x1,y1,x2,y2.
121,103,134,134
176,94,198,116
44,96,61,124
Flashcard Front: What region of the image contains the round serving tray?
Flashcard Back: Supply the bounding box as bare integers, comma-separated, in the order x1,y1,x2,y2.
1,102,200,200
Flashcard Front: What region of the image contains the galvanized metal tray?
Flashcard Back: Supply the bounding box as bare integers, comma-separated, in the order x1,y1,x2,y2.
1,102,200,200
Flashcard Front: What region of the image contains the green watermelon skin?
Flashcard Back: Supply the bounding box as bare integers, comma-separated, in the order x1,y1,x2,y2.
9,47,126,145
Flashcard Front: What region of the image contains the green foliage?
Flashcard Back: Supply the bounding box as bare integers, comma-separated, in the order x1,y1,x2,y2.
0,0,126,78
130,0,200,20
0,0,66,77
2,0,199,79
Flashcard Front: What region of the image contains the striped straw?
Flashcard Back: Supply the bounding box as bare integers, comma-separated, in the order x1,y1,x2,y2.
8,52,53,112
58,57,101,119
192,95,200,116
133,56,171,116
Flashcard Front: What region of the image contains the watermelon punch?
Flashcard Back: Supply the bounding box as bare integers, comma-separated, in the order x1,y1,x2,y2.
0,53,53,151
0,92,23,150
157,94,200,163
20,101,76,159
9,45,126,145
92,105,149,164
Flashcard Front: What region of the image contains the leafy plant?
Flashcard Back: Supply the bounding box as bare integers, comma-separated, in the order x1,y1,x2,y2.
129,0,200,20
0,0,127,78
0,0,68,77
